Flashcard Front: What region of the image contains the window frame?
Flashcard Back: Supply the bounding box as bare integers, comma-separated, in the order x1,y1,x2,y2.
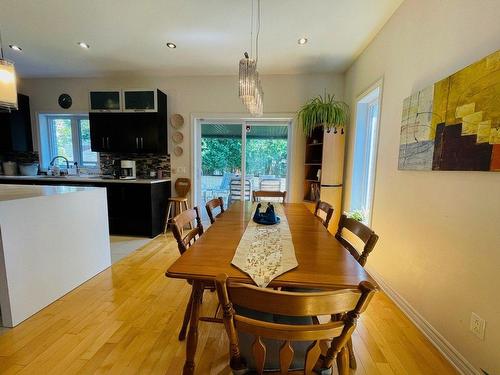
39,114,99,170
349,79,383,225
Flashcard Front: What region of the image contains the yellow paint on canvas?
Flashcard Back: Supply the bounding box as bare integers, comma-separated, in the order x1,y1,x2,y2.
455,103,475,118
431,50,500,136
461,111,483,135
477,120,491,143
490,127,500,144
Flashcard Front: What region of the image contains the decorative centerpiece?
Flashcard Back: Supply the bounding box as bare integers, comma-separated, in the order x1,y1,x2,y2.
253,203,280,225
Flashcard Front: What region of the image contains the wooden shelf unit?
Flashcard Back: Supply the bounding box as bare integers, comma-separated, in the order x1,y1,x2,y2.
304,127,324,202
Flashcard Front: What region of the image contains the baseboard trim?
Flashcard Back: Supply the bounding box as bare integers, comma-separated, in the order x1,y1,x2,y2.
365,265,480,375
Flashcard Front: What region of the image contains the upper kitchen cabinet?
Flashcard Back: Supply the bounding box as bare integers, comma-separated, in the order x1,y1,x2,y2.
89,90,122,112
89,89,167,154
0,94,33,152
123,90,157,112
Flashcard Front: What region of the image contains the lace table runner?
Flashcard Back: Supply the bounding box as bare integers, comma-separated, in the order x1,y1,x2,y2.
231,203,298,287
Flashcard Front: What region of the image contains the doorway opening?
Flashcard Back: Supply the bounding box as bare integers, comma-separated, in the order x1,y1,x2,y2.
194,119,291,222
350,81,382,224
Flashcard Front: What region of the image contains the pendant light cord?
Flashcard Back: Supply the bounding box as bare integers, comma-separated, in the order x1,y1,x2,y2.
250,0,254,59
256,0,260,63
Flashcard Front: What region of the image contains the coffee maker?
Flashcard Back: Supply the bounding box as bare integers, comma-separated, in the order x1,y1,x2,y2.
120,160,136,180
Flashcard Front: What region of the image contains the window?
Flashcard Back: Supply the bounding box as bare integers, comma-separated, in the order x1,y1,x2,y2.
349,82,382,224
39,114,98,169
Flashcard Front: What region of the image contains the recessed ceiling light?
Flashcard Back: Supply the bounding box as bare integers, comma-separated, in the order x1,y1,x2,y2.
298,37,308,45
77,42,90,49
166,42,177,49
9,45,22,52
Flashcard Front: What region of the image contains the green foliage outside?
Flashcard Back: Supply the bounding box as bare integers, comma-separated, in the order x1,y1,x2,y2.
53,119,74,162
52,118,97,166
201,137,287,177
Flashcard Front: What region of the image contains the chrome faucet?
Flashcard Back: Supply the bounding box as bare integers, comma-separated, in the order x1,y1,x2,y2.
49,156,70,169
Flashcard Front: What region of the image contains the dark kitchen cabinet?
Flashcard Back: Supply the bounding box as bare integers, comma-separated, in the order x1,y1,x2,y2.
89,90,167,154
0,94,33,152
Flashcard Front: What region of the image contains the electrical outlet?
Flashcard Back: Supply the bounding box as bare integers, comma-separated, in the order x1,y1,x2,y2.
470,312,486,340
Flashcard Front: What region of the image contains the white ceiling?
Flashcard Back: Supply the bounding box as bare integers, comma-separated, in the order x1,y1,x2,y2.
0,0,403,78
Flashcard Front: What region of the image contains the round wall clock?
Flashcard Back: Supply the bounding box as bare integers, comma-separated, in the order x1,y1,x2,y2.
58,93,72,109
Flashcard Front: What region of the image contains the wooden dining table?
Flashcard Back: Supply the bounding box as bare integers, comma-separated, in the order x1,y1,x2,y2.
166,201,377,375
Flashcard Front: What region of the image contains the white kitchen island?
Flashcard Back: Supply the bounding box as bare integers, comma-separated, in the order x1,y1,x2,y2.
0,184,111,327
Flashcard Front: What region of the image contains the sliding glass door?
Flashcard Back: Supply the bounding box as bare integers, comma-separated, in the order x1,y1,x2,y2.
200,123,243,218
245,123,288,200
197,120,290,222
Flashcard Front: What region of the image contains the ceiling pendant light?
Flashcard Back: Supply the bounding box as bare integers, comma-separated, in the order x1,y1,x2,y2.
238,0,263,117
0,29,18,110
239,52,257,105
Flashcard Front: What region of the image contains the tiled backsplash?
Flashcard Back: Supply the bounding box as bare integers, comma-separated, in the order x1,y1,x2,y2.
0,151,171,179
100,153,171,179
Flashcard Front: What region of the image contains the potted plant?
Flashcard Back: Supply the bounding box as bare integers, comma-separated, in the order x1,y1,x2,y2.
297,93,349,136
345,209,365,222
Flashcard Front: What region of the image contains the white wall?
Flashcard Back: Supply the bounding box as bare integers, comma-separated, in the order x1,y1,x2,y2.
343,0,500,373
19,73,344,202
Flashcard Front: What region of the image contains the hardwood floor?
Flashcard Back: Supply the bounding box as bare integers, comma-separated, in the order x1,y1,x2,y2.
0,234,458,374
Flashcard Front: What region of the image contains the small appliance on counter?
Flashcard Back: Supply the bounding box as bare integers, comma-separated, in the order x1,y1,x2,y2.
2,161,18,176
19,163,39,176
120,160,136,180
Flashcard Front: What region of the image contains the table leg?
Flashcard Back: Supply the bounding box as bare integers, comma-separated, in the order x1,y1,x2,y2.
183,280,204,375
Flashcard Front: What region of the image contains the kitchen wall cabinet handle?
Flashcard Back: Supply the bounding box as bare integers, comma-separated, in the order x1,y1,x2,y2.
107,137,110,149
102,137,106,149
140,137,144,149
136,137,139,149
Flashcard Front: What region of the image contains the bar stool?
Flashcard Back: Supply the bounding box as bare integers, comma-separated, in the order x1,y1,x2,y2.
164,178,192,234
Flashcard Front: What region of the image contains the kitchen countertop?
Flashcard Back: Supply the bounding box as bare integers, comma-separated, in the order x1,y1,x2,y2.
0,175,171,184
0,184,98,202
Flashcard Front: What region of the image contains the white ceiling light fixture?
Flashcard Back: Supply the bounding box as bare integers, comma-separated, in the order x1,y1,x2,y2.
298,37,308,45
9,44,22,52
166,42,177,49
77,41,90,49
239,0,263,117
0,29,18,110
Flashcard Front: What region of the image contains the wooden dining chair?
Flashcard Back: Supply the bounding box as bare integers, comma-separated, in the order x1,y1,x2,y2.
252,190,287,203
171,207,222,340
333,214,379,369
215,274,376,375
205,196,225,224
335,214,379,267
171,207,203,255
314,200,334,228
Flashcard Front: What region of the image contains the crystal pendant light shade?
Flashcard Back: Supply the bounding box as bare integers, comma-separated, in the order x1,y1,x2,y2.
239,56,257,105
238,55,263,116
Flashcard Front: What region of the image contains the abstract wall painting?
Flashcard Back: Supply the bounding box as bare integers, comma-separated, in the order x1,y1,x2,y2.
398,50,500,171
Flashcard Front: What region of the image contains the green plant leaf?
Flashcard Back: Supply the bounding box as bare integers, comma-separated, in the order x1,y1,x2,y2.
297,93,349,136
